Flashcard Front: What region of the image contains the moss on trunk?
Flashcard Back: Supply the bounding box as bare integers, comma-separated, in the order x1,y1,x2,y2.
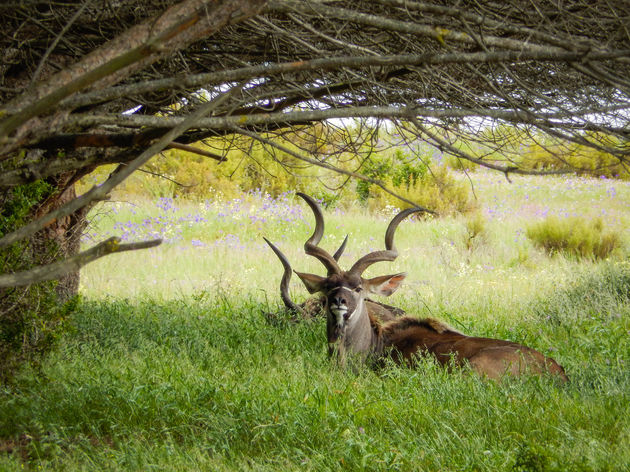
0,176,86,382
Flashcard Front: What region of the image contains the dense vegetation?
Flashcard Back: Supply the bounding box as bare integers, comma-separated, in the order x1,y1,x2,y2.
1,169,629,470
0,181,78,382
1,266,628,470
2,2,628,467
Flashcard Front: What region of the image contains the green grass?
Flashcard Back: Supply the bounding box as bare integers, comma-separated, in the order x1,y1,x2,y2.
2,270,629,471
1,172,630,470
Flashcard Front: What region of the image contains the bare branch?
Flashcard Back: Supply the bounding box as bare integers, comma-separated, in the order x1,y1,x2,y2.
0,237,162,288
167,142,227,162
136,167,196,188
0,83,244,249
265,0,613,54
230,124,436,213
2,0,630,210
29,0,93,86
63,104,628,135
0,0,265,145
57,49,630,111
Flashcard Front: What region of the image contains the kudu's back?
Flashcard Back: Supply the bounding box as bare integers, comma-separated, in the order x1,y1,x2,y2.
379,317,568,382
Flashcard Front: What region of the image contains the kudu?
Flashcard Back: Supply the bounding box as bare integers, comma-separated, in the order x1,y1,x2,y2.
264,209,404,323
266,193,568,382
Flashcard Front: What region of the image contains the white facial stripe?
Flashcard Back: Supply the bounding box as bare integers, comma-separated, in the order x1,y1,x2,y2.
345,299,364,329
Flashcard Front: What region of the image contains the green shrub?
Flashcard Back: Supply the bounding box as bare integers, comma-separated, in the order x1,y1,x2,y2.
77,135,328,200
0,181,77,383
463,212,487,250
517,133,629,180
76,131,480,213
356,156,395,203
531,261,630,325
367,164,477,216
526,216,622,259
445,155,480,173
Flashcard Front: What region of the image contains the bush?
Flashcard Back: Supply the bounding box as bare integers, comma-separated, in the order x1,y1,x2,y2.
445,155,480,173
517,133,630,180
367,164,477,216
526,216,622,260
76,135,328,200
0,181,77,383
531,261,630,325
76,134,477,217
463,212,487,250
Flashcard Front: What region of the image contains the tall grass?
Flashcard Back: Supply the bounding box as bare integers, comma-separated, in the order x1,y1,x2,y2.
1,172,629,470
1,264,629,470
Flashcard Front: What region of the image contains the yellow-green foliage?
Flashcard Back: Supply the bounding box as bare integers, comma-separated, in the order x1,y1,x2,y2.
443,136,483,173
0,181,76,382
368,165,477,216
518,133,629,180
446,155,480,173
463,211,487,250
77,130,476,216
439,126,629,181
526,216,622,259
77,134,327,200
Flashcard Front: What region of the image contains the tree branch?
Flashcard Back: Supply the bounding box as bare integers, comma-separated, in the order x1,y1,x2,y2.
167,142,227,162
0,237,162,288
410,118,570,177
29,0,93,86
57,49,630,111
0,83,244,249
0,0,265,146
230,124,436,213
265,0,605,54
63,104,628,135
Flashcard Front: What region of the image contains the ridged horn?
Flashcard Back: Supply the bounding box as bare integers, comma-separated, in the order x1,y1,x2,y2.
296,192,341,275
348,207,421,276
333,235,348,261
263,237,305,314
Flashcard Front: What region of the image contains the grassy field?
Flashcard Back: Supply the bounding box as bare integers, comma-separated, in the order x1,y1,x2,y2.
1,172,629,470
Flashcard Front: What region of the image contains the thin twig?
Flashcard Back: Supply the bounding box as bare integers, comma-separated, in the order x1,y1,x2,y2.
167,141,226,162
30,0,93,86
230,124,436,213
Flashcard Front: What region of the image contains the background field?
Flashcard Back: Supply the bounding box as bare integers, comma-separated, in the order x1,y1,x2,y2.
1,171,629,470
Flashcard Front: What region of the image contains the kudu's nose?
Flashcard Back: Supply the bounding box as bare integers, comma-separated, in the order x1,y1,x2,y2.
332,294,346,307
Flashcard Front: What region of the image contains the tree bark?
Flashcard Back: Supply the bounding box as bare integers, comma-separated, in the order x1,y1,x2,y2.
0,173,88,381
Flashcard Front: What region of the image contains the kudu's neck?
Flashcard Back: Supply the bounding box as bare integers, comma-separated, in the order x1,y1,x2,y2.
330,299,383,362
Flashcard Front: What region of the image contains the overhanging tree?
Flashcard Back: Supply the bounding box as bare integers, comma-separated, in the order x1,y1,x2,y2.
1,0,629,373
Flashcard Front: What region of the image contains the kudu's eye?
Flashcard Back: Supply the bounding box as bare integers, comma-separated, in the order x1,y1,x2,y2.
353,286,363,293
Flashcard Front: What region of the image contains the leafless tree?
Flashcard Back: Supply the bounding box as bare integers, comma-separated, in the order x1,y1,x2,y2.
1,0,629,290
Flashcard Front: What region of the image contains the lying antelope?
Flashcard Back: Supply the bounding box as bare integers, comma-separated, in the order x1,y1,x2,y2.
265,193,568,382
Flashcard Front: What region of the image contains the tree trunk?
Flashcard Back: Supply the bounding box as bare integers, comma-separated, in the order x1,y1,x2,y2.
32,174,90,301
0,171,89,382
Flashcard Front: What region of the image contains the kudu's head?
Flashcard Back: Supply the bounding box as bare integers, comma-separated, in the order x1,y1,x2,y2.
291,193,420,357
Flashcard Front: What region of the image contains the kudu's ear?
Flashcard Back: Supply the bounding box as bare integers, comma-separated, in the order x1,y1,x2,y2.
294,271,327,294
364,272,406,296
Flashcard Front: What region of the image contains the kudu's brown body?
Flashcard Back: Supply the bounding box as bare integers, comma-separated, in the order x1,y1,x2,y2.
265,193,567,382
377,316,568,381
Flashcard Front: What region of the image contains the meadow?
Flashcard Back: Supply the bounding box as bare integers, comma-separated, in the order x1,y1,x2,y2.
1,171,629,471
